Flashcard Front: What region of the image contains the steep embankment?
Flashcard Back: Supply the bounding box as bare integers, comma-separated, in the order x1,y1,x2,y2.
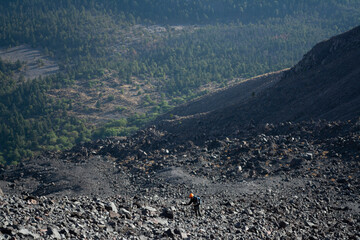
158,26,360,141
161,69,285,119
260,24,360,122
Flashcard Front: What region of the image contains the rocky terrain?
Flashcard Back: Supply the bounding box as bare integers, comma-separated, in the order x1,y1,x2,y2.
0,25,359,240
1,118,359,239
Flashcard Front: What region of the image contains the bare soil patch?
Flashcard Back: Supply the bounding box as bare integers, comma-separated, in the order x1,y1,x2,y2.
0,44,59,80
47,73,162,125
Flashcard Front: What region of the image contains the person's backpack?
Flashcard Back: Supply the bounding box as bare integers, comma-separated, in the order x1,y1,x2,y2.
194,196,201,205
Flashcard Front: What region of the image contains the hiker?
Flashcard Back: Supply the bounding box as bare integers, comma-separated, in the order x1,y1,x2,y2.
185,193,201,217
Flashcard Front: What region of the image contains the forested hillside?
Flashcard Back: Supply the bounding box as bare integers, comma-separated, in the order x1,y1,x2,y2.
1,0,360,165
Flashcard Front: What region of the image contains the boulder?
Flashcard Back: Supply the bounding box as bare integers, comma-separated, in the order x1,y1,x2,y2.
109,211,120,219
174,228,188,239
18,228,40,239
47,226,62,240
160,207,175,219
106,202,118,213
142,206,158,217
119,208,132,219
290,158,304,168
163,228,175,238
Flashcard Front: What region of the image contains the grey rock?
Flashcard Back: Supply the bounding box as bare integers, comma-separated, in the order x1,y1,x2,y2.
305,153,313,160
278,220,288,228
235,222,242,228
109,210,120,219
0,119,359,239
290,158,304,168
306,221,316,228
152,217,168,226
163,228,175,238
48,226,61,240
119,208,132,219
174,228,188,239
106,202,118,213
142,206,158,217
160,207,175,219
18,227,40,239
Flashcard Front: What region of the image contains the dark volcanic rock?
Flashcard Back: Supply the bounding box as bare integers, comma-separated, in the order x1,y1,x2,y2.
0,120,353,238
160,207,175,219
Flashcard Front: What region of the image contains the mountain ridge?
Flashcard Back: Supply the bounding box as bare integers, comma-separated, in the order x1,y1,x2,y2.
157,25,360,142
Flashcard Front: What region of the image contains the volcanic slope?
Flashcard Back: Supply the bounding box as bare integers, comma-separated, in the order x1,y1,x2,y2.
159,25,360,141
1,119,359,239
158,69,286,119
0,27,359,239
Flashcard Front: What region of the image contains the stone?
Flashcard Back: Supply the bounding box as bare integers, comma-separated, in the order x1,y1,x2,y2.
119,208,132,219
48,226,62,240
109,211,120,219
279,221,288,228
306,221,316,228
235,222,242,229
0,118,359,239
106,202,118,213
142,206,158,217
305,153,313,160
174,228,188,239
290,158,304,168
163,228,175,238
160,207,175,219
152,217,168,226
18,228,40,239
18,228,32,235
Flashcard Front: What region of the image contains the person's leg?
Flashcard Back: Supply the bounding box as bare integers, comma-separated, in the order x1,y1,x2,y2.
197,207,201,217
193,206,196,216
195,205,201,216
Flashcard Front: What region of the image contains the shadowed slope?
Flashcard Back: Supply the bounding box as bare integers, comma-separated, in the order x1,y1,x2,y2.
158,26,360,141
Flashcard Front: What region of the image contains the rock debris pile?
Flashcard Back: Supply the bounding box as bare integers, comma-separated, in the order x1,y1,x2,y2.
0,177,359,239
0,118,359,239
